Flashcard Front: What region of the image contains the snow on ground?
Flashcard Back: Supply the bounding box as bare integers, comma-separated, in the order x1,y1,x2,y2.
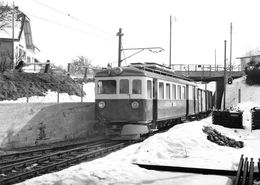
16,117,260,185
15,76,260,185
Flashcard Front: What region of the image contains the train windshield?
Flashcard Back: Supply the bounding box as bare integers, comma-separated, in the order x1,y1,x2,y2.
120,79,129,94
132,79,142,94
97,80,116,94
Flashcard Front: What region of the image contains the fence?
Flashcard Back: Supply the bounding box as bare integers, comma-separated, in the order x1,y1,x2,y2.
171,64,242,72
0,82,95,103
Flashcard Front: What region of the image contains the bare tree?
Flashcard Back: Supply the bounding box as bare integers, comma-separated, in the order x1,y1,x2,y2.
0,1,12,32
0,1,23,32
70,56,92,75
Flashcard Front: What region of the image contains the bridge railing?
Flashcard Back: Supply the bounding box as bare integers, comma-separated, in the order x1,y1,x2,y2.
171,64,243,72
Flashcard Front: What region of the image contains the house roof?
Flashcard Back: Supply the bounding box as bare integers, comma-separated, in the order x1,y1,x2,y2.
236,55,260,59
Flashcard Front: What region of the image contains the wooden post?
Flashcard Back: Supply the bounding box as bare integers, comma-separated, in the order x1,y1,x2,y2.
84,67,88,79
238,88,241,103
81,83,84,102
57,91,60,103
67,63,71,76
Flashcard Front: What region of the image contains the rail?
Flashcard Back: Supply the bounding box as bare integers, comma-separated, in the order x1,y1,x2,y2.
171,64,243,72
0,140,128,184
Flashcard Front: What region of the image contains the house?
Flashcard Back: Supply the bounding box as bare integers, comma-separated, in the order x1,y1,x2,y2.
237,54,260,70
0,9,41,72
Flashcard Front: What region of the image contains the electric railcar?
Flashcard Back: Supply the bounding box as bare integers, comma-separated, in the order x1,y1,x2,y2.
95,63,213,139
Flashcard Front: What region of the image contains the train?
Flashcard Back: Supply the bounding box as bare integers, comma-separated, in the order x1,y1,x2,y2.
94,62,213,139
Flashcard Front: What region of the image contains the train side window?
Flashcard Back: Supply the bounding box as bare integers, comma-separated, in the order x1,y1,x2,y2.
119,79,129,94
166,83,170,99
132,79,142,94
177,85,181,100
192,86,195,100
172,84,176,100
159,82,164,99
98,80,116,94
188,86,194,100
182,86,186,99
147,80,152,98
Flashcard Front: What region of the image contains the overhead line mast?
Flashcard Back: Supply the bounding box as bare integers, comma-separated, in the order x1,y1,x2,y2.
116,28,164,67
117,28,123,67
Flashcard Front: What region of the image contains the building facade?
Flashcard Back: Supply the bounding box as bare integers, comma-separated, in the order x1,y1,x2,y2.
0,11,40,72
238,55,260,70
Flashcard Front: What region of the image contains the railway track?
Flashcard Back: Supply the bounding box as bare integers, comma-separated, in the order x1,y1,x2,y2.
0,139,112,166
0,140,128,185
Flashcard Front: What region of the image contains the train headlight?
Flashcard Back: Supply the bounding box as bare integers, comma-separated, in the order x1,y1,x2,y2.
98,101,105,108
114,67,123,75
131,101,139,109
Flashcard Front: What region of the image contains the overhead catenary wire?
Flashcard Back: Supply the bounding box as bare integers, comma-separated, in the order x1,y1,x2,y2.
24,12,113,41
121,44,127,66
29,0,114,37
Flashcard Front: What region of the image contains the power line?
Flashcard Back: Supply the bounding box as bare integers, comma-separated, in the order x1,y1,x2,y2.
27,12,113,41
30,0,114,37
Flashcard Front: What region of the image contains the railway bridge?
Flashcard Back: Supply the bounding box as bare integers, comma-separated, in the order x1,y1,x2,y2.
172,64,245,109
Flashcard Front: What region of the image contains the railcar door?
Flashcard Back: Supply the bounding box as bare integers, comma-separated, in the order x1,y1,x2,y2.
152,79,158,129
186,84,189,116
193,86,196,114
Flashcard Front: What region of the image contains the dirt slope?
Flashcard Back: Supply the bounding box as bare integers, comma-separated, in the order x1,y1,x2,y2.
0,72,83,101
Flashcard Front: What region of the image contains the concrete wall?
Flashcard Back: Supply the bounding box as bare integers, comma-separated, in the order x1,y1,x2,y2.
0,103,105,149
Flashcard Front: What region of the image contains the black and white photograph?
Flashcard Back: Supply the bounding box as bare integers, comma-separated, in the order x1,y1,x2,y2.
0,0,260,184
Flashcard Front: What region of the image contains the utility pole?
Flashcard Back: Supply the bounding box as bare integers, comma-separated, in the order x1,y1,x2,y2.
215,49,216,69
169,15,172,68
223,40,227,110
169,16,176,68
12,1,15,69
230,22,232,71
116,28,123,67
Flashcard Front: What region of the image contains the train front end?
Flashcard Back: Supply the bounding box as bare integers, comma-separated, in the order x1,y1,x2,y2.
95,67,153,139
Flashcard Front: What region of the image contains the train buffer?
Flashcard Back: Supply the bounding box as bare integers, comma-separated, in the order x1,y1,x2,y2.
134,155,260,185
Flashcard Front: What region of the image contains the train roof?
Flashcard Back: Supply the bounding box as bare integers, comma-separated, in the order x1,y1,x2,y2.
95,62,193,82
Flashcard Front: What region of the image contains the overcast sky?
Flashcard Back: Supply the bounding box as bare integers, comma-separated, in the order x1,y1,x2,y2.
5,0,260,67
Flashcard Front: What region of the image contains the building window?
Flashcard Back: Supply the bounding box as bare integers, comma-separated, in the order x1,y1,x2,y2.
159,82,164,99
120,79,129,94
132,80,142,94
147,80,152,99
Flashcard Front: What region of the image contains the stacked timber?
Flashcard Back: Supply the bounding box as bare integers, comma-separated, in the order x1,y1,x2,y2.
251,107,260,130
212,110,243,129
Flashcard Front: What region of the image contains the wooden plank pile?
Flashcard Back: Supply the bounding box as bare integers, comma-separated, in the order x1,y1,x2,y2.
212,110,243,129
251,107,260,130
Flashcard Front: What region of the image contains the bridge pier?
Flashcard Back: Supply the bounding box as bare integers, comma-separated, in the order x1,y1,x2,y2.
215,78,224,109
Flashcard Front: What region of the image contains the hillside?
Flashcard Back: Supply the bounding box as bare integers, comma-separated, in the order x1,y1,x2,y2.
0,72,83,101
